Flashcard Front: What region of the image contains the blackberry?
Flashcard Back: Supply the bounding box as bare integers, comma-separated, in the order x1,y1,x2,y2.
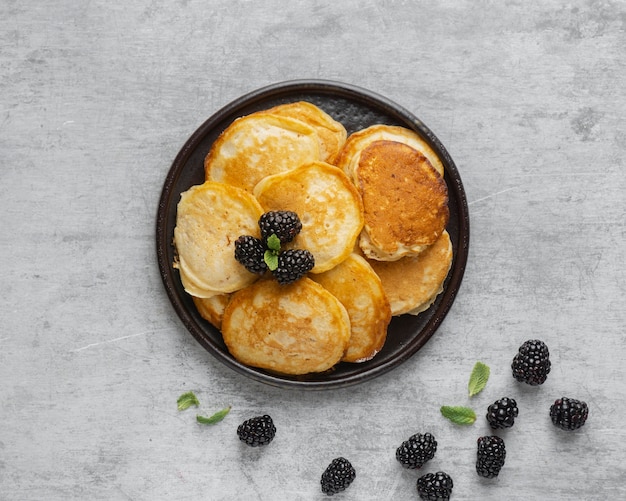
396,432,437,469
259,210,302,245
236,415,276,447
320,457,356,496
416,471,453,501
234,235,267,274
486,397,519,429
512,339,551,385
272,249,315,285
550,397,588,431
476,436,506,478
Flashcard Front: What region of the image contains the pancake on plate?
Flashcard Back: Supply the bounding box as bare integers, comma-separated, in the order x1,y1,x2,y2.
260,101,347,163
335,123,445,178
311,253,391,362
366,230,453,316
192,294,231,330
173,181,264,297
354,140,449,261
204,112,320,192
221,278,351,375
253,161,364,273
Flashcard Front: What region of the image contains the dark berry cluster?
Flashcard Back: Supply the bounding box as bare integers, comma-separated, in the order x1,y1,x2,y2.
396,432,437,469
234,235,267,274
234,210,314,285
550,397,589,431
320,457,356,496
486,397,518,429
259,210,302,244
236,414,276,447
416,471,454,500
476,436,506,478
511,339,551,385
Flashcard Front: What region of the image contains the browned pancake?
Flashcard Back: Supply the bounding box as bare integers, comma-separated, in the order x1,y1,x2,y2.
366,230,453,316
355,140,449,261
204,112,320,192
260,101,347,163
311,253,391,362
221,278,351,375
335,123,445,178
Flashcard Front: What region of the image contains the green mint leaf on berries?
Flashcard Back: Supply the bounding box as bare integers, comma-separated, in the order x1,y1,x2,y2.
177,391,200,411
440,406,477,425
196,406,231,425
266,233,281,252
263,234,281,271
264,249,279,271
468,361,490,397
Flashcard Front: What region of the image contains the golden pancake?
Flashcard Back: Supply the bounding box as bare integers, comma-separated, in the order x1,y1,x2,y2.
253,161,364,273
193,294,231,330
260,101,347,163
366,230,453,316
221,278,351,375
204,112,320,192
311,253,391,362
173,181,264,297
355,140,449,261
335,123,445,179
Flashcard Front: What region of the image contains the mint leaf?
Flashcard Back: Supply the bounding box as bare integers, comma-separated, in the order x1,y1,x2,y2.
440,406,476,425
196,406,231,425
468,361,490,397
266,234,281,252
264,250,279,271
177,391,200,411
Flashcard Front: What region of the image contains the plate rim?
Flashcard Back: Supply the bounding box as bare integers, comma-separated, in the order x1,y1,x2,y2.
156,79,470,390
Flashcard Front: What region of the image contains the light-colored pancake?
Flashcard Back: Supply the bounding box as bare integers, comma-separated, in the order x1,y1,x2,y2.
253,161,364,273
204,112,320,192
221,278,351,375
366,230,453,316
311,253,391,362
260,101,347,163
193,294,231,330
335,123,445,179
173,181,264,297
355,140,449,261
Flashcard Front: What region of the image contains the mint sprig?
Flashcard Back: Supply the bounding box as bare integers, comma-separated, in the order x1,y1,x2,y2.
177,391,200,411
196,406,231,425
468,361,490,397
440,406,477,425
264,233,281,271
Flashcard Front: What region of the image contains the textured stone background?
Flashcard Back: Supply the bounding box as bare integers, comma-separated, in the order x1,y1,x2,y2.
1,1,625,499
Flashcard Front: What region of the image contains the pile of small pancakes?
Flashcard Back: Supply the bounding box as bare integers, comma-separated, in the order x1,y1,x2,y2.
173,101,453,376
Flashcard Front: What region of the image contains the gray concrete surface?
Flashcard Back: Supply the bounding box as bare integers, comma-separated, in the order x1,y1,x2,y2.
1,1,625,499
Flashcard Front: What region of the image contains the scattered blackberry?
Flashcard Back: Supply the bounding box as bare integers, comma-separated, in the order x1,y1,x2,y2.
320,457,356,496
476,436,506,478
259,210,302,245
234,235,267,274
272,249,315,285
396,432,437,469
486,397,519,429
236,415,276,447
416,471,454,501
550,397,589,431
511,339,551,385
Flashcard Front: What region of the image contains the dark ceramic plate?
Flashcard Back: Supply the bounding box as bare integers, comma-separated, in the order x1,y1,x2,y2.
156,80,469,389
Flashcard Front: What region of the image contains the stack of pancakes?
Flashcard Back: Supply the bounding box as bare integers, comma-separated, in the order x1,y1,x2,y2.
173,101,453,375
